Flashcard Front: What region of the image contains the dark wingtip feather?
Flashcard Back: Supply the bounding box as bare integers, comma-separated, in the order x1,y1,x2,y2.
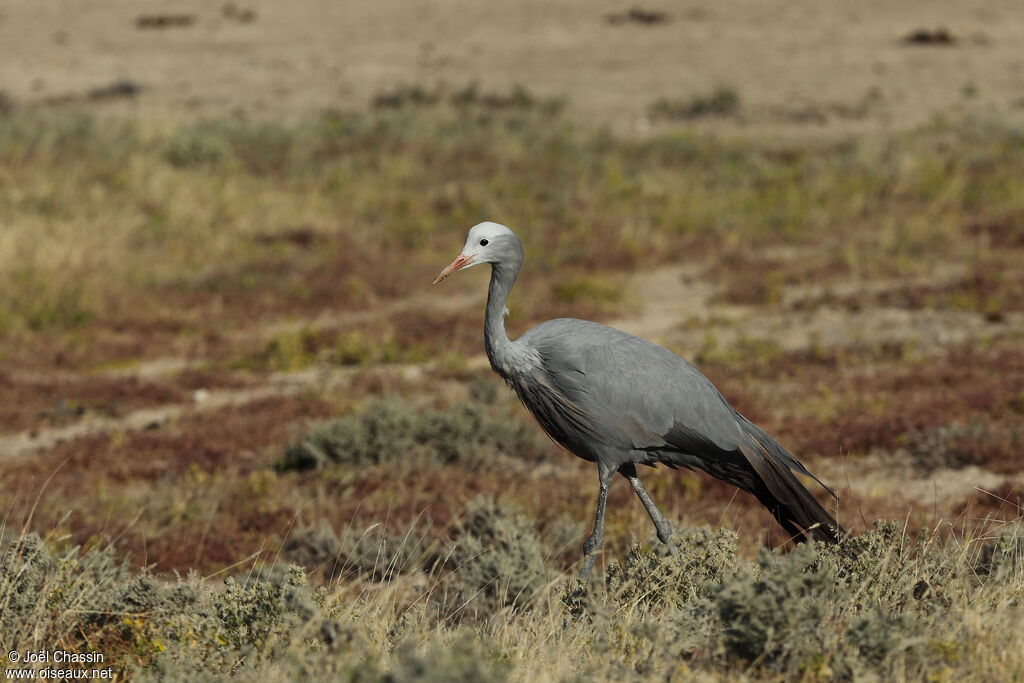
739,416,840,500
739,444,845,544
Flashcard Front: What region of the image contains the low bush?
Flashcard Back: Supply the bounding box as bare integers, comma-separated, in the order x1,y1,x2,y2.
649,86,741,121
276,399,544,471
436,497,553,623
3,520,1022,680
605,526,740,612
283,520,434,582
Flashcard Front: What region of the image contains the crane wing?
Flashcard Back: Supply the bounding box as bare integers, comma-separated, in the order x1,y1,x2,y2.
519,319,834,496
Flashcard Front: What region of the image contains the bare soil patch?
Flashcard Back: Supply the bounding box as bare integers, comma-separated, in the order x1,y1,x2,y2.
2,0,1023,135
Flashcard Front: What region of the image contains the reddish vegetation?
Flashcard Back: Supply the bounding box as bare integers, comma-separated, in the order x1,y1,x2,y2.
172,367,254,391
0,323,233,376
1,395,335,572
876,270,1020,314
708,250,851,306
0,368,254,433
964,210,1024,249
0,236,451,375
2,242,1018,575
693,338,1024,468
0,373,181,432
2,355,996,575
953,482,1023,520
776,342,1024,460
0,388,828,573
791,263,1024,317
168,231,451,330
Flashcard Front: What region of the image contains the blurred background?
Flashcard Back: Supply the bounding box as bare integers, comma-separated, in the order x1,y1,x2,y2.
1,0,1022,582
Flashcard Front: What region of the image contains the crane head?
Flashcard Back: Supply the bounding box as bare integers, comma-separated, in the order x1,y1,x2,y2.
432,221,517,284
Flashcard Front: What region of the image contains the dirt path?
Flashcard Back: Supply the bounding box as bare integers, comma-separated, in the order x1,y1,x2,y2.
0,285,487,460
613,261,1024,357
608,263,714,343
0,360,450,461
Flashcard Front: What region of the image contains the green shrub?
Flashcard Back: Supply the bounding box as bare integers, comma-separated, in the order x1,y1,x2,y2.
0,111,136,164
138,566,371,679
214,569,312,651
3,520,1024,680
146,628,508,682
714,544,841,668
649,86,741,121
606,526,740,611
709,521,997,677
975,522,1024,580
276,399,543,471
284,521,433,582
384,633,510,683
373,81,564,116
1,533,130,652
587,520,1022,679
437,498,552,622
162,120,296,173
905,420,1023,472
162,122,231,168
467,377,502,405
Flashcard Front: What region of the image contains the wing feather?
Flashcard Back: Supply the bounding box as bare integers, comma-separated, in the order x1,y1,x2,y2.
517,319,834,497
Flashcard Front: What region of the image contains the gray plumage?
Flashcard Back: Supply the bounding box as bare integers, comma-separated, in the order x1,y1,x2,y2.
434,222,843,580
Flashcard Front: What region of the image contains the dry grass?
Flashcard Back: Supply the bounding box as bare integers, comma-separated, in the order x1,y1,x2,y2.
2,515,1022,681
2,102,1024,679
3,108,1024,373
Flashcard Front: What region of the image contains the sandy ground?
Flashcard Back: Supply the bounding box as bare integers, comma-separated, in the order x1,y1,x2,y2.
2,0,1023,135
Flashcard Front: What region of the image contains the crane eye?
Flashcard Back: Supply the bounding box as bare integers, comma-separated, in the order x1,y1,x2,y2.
479,239,489,246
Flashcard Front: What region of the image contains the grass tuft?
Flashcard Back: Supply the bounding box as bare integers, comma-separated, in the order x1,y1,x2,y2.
649,86,741,121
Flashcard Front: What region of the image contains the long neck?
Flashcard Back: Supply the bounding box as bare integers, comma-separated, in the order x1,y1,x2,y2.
484,261,520,377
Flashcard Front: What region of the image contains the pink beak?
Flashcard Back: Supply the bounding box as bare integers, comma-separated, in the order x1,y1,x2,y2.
432,254,474,285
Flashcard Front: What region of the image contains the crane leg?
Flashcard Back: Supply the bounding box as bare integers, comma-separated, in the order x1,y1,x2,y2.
620,465,674,545
579,463,616,582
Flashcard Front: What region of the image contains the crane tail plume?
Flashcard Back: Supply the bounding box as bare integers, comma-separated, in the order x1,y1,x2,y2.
739,444,844,544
